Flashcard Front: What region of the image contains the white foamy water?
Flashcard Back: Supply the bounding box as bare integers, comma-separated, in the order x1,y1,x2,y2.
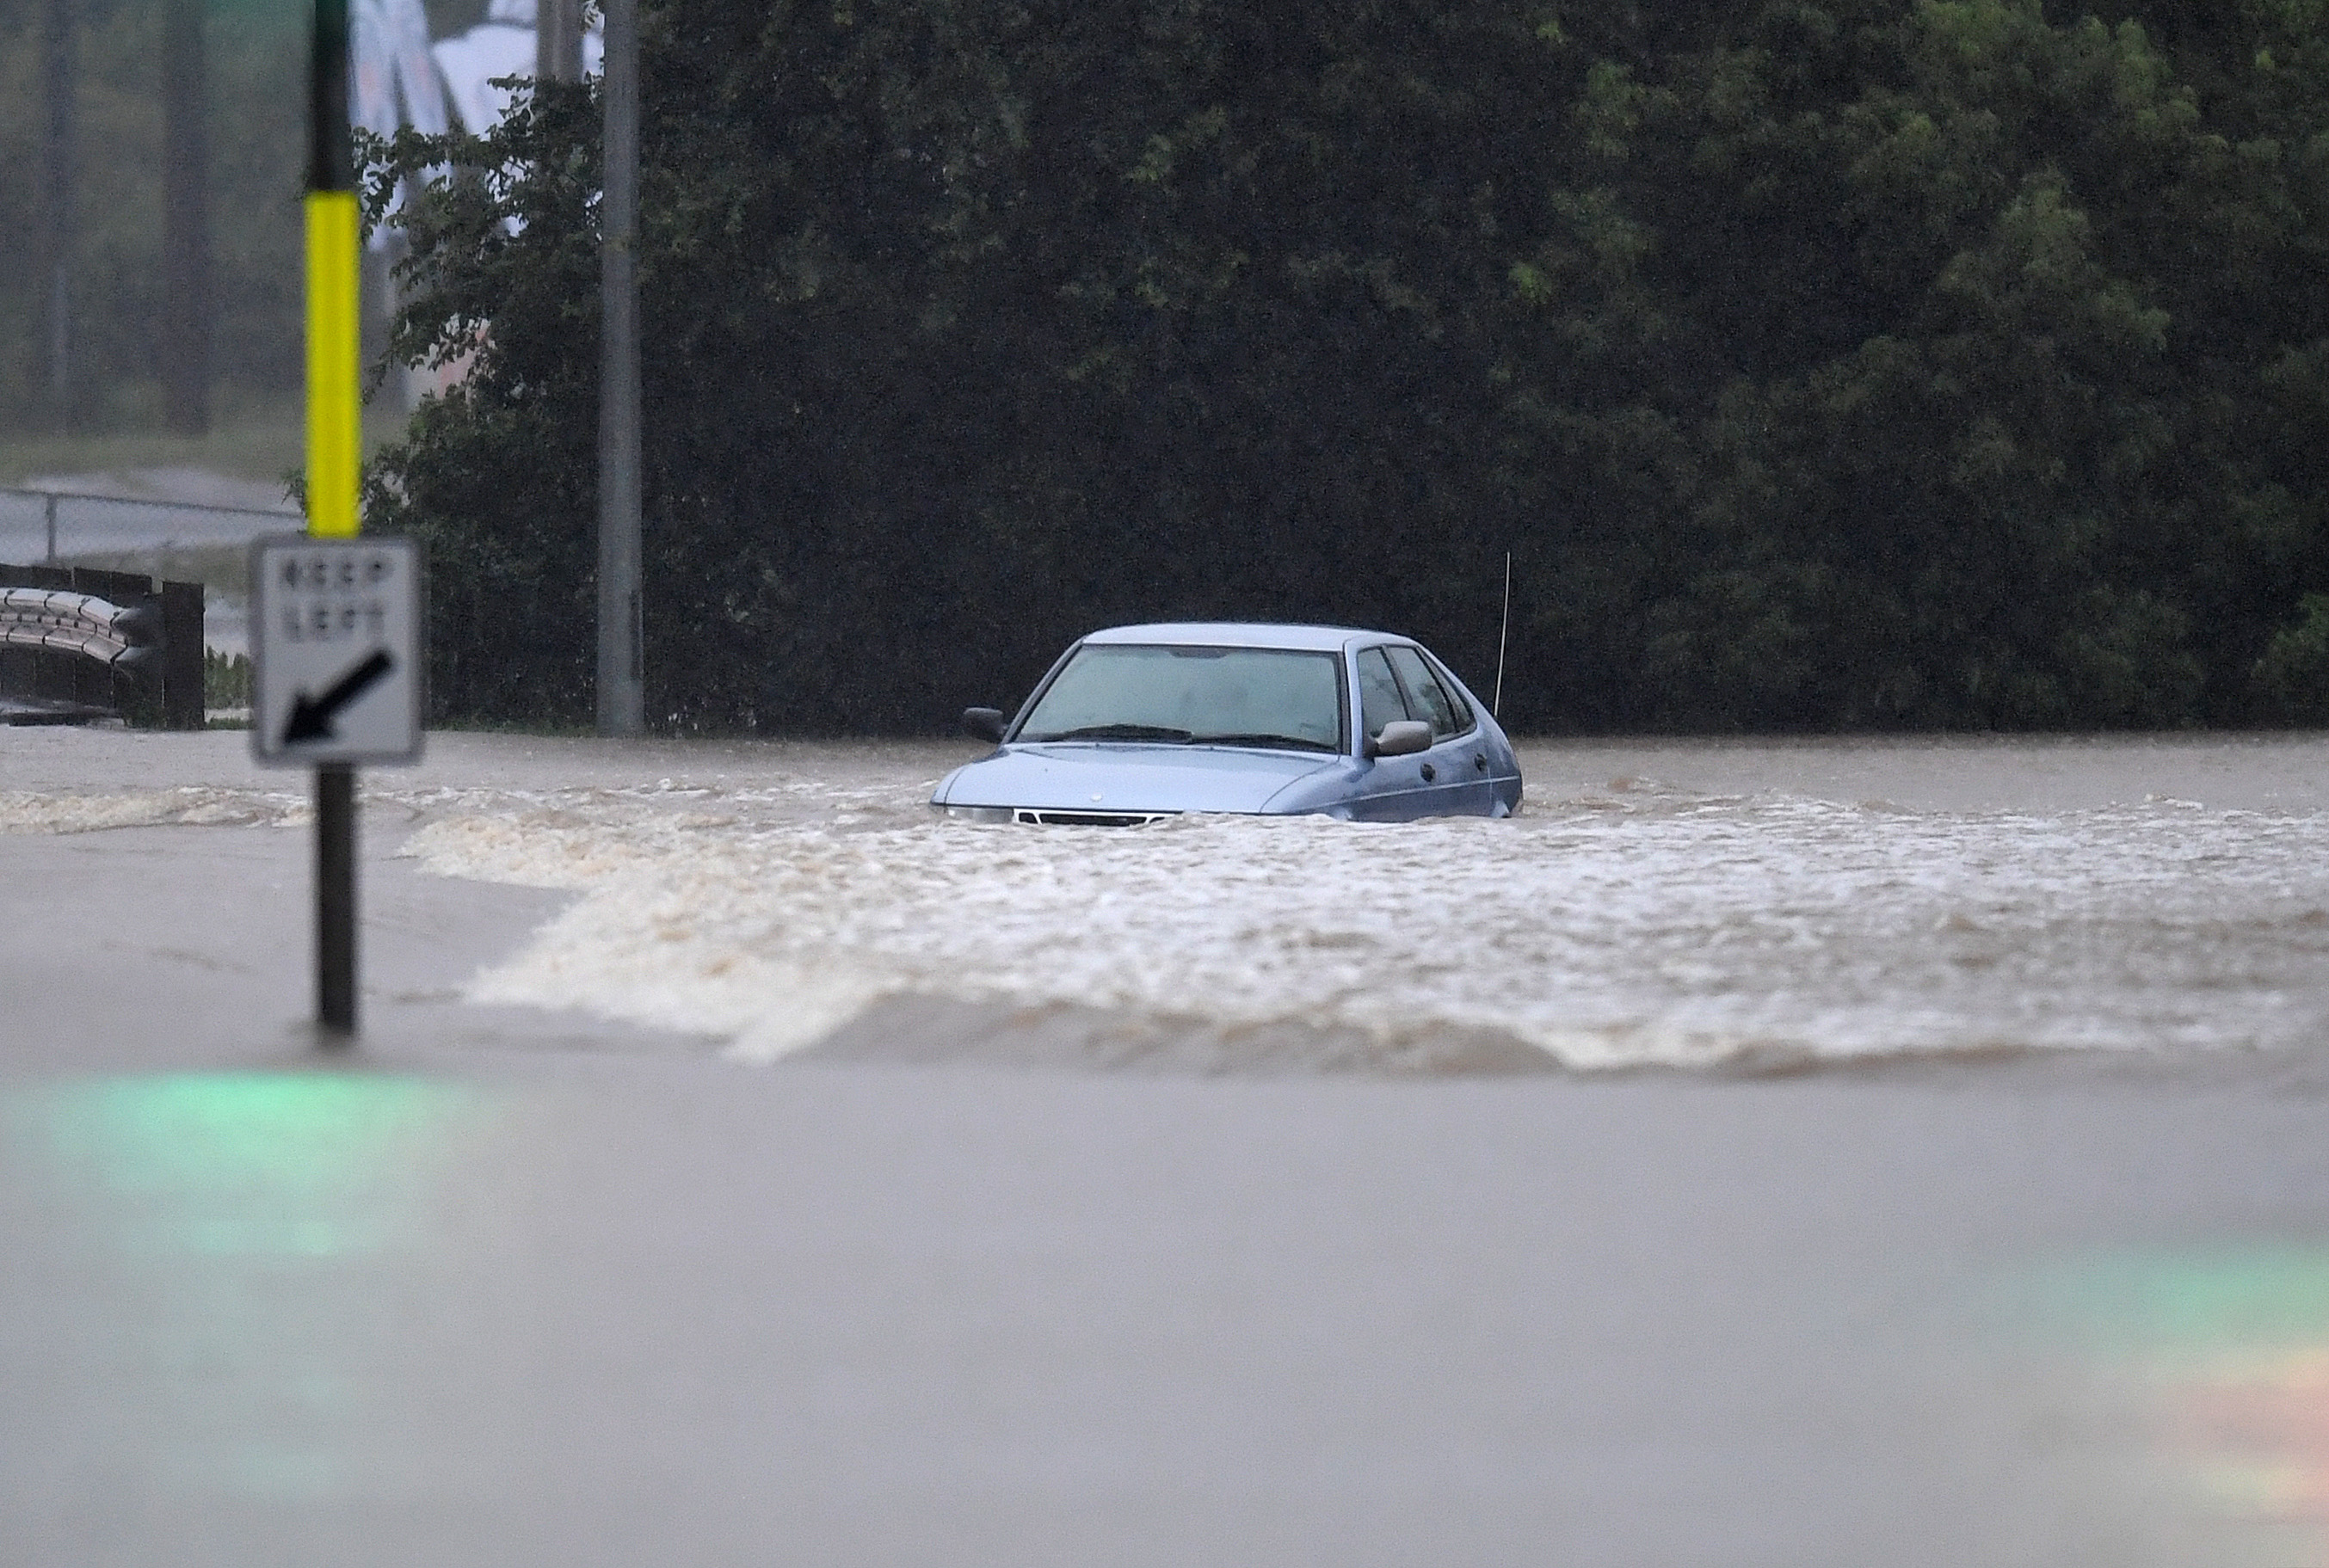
384,770,2329,1071
0,785,311,833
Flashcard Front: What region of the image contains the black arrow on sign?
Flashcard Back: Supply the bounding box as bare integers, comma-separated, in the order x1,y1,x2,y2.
282,649,395,746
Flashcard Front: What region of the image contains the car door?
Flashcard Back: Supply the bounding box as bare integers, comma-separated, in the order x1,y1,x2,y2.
1347,645,1445,821
1382,644,1494,815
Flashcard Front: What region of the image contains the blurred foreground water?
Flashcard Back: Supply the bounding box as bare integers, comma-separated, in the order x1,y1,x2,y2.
6,1062,2329,1568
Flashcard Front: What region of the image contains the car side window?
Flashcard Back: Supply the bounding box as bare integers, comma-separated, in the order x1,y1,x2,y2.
1420,649,1476,734
1356,648,1409,741
1385,646,1463,739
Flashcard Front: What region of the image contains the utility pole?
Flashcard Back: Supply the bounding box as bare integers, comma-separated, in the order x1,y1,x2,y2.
537,0,582,83
40,0,74,422
163,0,211,434
596,0,644,736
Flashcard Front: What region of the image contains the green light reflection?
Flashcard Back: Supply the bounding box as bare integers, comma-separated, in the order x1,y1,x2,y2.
25,1071,486,1258
5,1070,498,1505
2015,1245,2329,1552
2023,1246,2329,1368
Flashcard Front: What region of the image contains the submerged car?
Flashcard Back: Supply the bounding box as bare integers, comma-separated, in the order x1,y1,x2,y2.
933,623,1523,824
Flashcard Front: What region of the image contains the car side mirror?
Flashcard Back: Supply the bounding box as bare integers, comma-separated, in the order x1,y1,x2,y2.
1366,719,1433,759
963,706,1007,743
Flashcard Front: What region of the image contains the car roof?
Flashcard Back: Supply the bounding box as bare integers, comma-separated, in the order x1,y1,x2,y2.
1079,622,1395,653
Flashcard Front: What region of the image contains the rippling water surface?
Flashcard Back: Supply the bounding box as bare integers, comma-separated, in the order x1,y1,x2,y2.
361,741,2329,1070
7,735,2323,1071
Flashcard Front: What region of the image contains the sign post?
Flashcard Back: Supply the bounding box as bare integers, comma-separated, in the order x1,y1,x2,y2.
255,0,424,1042
251,538,423,1039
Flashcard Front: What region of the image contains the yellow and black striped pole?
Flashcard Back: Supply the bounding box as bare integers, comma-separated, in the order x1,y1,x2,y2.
307,0,359,1036
305,0,357,542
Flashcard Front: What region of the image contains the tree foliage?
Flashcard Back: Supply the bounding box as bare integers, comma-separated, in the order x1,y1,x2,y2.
0,0,308,427
365,0,2329,732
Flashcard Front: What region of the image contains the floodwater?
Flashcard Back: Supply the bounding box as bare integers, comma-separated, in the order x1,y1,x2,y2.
3,729,2329,1566
375,732,2329,1071
3,731,2327,1071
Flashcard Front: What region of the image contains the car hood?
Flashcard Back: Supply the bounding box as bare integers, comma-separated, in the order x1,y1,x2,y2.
935,743,1340,815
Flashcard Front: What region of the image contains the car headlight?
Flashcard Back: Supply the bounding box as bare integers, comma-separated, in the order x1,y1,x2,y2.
940,804,1016,824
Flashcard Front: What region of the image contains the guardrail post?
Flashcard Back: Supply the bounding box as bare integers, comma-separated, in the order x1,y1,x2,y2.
161,580,203,729
69,565,157,723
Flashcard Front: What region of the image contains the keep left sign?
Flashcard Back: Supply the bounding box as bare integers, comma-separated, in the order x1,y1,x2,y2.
251,536,424,766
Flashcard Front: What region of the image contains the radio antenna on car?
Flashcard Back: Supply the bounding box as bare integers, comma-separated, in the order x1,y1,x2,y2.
1494,551,1512,718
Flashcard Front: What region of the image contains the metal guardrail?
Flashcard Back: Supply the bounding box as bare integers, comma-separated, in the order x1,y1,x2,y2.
0,587,161,665
0,562,205,729
0,486,299,565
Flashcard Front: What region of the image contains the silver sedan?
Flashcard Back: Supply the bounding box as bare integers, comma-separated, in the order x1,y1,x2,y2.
933,623,1524,824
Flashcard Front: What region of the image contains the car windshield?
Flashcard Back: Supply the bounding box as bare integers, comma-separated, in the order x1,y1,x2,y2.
1016,644,1346,753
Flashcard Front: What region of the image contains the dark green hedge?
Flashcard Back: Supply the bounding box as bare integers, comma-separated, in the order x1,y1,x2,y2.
363,0,2329,733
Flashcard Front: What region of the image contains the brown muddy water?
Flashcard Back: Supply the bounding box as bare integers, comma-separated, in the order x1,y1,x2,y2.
9,729,2325,1073
3,729,2327,1565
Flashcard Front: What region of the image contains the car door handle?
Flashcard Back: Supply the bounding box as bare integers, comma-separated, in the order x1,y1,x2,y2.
1473,753,1488,772
1420,762,1436,782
